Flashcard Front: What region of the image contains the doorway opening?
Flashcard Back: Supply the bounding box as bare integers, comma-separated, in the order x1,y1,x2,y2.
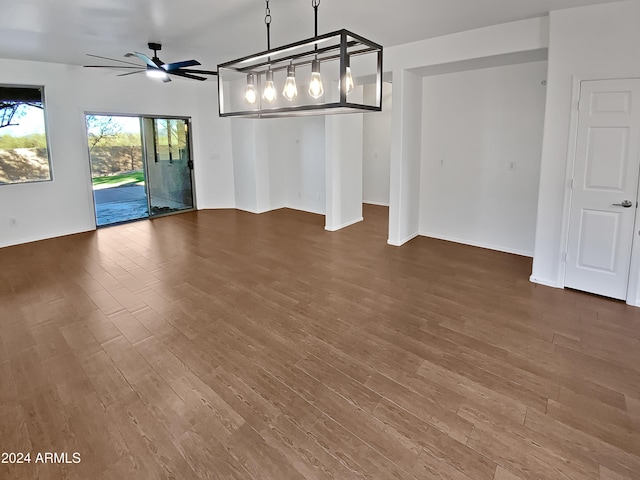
86,114,194,227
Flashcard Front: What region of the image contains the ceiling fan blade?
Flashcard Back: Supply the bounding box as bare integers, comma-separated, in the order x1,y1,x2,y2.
169,71,207,81
179,69,218,76
86,53,142,67
127,52,159,68
84,65,145,69
163,60,201,71
116,70,146,77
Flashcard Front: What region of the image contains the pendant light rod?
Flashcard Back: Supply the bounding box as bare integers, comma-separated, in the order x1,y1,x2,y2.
265,0,272,51
313,0,320,37
312,0,320,55
262,0,275,103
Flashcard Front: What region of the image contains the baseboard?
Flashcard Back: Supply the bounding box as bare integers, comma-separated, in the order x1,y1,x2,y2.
529,275,563,289
235,208,260,214
196,204,236,210
284,206,325,216
387,232,419,247
0,226,94,249
235,206,279,215
235,205,326,217
420,231,533,258
325,217,364,232
363,201,389,207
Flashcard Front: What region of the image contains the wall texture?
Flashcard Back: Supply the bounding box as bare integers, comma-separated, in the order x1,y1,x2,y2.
420,61,547,256
230,117,326,216
286,117,326,215
325,112,364,231
363,82,392,206
386,16,549,247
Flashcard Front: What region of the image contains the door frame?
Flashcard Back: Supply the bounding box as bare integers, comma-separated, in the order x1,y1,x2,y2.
84,111,198,227
559,76,640,306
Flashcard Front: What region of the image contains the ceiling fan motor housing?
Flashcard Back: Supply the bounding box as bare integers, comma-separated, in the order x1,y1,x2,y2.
148,42,164,65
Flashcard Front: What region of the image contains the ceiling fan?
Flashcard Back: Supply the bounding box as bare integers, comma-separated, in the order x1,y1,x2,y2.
84,42,218,83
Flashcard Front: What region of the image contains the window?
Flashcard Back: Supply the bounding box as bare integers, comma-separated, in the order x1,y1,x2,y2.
0,85,52,185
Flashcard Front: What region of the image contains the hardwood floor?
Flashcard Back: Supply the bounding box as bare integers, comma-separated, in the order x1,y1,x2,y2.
1,204,640,479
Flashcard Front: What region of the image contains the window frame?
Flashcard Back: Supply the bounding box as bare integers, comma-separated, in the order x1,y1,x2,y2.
0,83,53,186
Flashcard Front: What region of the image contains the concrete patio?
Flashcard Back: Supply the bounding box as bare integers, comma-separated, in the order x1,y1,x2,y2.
93,184,148,226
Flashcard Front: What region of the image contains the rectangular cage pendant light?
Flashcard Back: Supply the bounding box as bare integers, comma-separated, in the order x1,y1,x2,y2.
218,29,383,118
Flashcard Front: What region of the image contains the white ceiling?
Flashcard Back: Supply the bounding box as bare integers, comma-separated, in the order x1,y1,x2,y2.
0,0,622,70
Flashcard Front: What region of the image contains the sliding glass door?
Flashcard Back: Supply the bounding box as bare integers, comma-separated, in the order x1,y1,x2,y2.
87,114,194,227
143,118,194,215
87,115,148,226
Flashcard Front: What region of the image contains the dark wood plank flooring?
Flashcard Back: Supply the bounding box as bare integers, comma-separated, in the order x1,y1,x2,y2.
1,205,640,479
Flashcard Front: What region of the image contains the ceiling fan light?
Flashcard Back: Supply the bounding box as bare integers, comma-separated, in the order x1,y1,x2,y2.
146,68,168,80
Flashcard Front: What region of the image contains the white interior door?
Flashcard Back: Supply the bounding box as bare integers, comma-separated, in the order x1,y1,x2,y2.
565,79,640,300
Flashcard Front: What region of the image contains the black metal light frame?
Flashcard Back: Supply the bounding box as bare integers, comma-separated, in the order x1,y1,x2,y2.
217,28,383,118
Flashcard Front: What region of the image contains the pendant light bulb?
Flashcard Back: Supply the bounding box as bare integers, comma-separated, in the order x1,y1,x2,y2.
262,70,277,103
283,64,298,101
245,74,257,105
309,59,324,99
345,66,354,94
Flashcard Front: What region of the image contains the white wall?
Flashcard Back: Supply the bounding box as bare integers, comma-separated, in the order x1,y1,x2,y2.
194,84,236,210
325,95,364,232
388,69,422,246
231,117,326,215
385,17,549,73
363,82,392,206
420,61,547,256
255,121,282,213
231,119,259,213
286,117,326,215
386,16,549,247
325,113,364,230
0,59,235,248
531,0,640,294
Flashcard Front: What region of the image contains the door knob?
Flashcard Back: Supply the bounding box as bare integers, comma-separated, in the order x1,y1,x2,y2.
612,200,633,208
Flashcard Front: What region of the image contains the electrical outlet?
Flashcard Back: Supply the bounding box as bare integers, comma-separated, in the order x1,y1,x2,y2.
439,159,445,167
508,161,517,171
9,217,17,227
